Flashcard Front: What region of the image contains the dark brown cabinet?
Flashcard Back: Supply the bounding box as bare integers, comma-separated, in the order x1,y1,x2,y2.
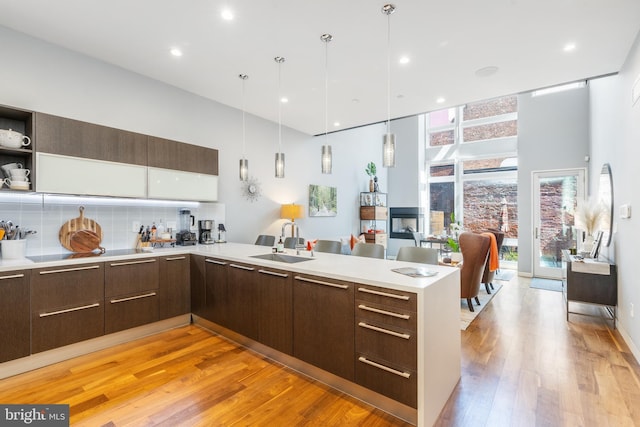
226,262,259,340
31,263,104,354
203,257,229,326
256,266,293,355
355,284,418,407
105,257,159,334
0,270,31,362
190,254,206,318
293,274,355,381
35,113,148,165
147,136,218,175
158,254,191,320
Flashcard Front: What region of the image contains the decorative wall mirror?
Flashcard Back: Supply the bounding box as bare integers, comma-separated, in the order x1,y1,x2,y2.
598,163,613,247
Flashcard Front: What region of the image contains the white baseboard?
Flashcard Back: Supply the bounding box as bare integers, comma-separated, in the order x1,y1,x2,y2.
616,323,640,365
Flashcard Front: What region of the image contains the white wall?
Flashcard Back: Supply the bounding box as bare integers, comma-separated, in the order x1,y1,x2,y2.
0,25,384,248
589,30,640,360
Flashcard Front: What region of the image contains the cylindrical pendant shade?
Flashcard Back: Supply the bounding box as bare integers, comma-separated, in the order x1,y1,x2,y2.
275,152,285,178
239,158,249,181
383,133,395,167
321,145,332,174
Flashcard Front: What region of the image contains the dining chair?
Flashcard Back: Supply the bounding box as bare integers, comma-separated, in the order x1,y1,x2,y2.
283,237,305,249
396,246,438,265
312,240,342,254
351,242,385,259
481,229,505,294
412,231,423,247
459,232,491,312
254,235,276,246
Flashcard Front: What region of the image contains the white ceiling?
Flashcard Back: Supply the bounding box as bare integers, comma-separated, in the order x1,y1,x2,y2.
1,0,639,136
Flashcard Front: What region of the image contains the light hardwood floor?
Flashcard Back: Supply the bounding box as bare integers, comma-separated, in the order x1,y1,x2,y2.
1,275,639,426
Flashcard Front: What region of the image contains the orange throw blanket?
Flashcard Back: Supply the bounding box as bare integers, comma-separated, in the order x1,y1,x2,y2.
482,232,500,271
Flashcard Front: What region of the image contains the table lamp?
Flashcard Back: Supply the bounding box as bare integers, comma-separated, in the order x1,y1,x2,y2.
280,203,304,237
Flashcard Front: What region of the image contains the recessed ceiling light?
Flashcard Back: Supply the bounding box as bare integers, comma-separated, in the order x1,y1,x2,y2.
280,97,288,103
352,98,360,103
221,9,234,20
170,48,183,57
399,56,410,65
475,66,499,77
563,43,576,52
436,97,445,104
333,121,340,127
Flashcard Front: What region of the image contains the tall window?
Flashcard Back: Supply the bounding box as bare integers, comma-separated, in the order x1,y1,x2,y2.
425,95,518,261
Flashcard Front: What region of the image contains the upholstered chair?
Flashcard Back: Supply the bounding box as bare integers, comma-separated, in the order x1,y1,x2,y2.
459,232,491,312
313,240,342,254
254,235,276,246
481,229,505,293
351,242,385,259
396,246,438,265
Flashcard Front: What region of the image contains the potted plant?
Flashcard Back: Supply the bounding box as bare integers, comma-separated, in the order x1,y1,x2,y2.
574,197,604,253
447,237,463,264
365,162,377,192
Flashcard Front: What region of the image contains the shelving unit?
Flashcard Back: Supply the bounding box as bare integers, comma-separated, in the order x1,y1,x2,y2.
359,192,388,248
0,105,35,192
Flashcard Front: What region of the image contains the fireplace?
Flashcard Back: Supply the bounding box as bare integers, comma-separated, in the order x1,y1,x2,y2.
389,207,424,239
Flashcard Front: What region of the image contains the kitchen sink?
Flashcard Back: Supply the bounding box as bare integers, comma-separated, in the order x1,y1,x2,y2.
250,253,314,263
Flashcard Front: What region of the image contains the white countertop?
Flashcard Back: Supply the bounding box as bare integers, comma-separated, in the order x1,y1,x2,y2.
1,242,458,294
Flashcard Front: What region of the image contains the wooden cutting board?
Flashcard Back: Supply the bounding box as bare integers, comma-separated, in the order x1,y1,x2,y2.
70,229,105,253
59,206,104,252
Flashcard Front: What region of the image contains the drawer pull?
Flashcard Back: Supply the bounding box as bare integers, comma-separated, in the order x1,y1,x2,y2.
358,356,411,379
110,292,157,304
205,259,227,265
39,265,101,275
358,322,410,339
295,276,349,289
40,302,100,318
0,273,25,280
258,269,288,278
165,256,186,261
358,304,410,320
230,263,255,271
358,287,410,301
110,259,157,267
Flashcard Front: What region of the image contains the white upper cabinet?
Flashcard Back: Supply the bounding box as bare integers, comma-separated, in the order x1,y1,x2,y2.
147,167,218,201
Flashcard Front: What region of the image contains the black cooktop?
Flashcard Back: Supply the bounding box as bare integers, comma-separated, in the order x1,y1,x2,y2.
27,249,144,263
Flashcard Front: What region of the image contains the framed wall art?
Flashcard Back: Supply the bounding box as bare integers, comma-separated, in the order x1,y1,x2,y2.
309,185,337,217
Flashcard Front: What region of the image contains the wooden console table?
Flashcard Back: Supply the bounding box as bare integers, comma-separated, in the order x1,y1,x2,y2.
562,250,617,328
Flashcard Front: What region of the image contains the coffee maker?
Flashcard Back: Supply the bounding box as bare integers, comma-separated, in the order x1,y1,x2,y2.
176,208,197,246
198,220,215,244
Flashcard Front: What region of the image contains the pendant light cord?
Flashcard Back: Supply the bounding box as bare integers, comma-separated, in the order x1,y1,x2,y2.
324,37,329,144
386,10,391,134
278,60,283,153
241,75,247,158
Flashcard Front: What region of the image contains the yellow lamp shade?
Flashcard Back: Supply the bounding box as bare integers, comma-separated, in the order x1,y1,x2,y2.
281,203,304,221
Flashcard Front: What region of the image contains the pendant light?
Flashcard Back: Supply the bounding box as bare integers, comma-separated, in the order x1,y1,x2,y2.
238,74,249,181
382,4,396,168
321,34,333,174
274,56,286,178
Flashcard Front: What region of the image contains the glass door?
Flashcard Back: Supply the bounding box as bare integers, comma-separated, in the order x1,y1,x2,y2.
533,169,585,279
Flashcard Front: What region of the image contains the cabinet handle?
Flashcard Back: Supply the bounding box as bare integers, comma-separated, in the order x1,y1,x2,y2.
110,259,157,267
205,259,227,265
39,265,101,275
110,292,157,304
230,263,255,271
40,302,100,318
165,256,186,261
358,287,410,301
358,321,411,339
358,356,411,379
295,276,349,289
0,273,25,280
258,269,288,278
358,304,410,320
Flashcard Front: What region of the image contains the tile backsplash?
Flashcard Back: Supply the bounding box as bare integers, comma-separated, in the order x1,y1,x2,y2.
0,193,224,256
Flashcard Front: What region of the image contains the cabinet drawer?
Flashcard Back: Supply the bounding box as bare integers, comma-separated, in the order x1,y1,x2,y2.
105,258,158,297
355,320,417,369
0,270,31,362
356,300,416,331
105,290,158,334
356,354,417,408
31,263,103,311
356,284,416,311
32,303,104,353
